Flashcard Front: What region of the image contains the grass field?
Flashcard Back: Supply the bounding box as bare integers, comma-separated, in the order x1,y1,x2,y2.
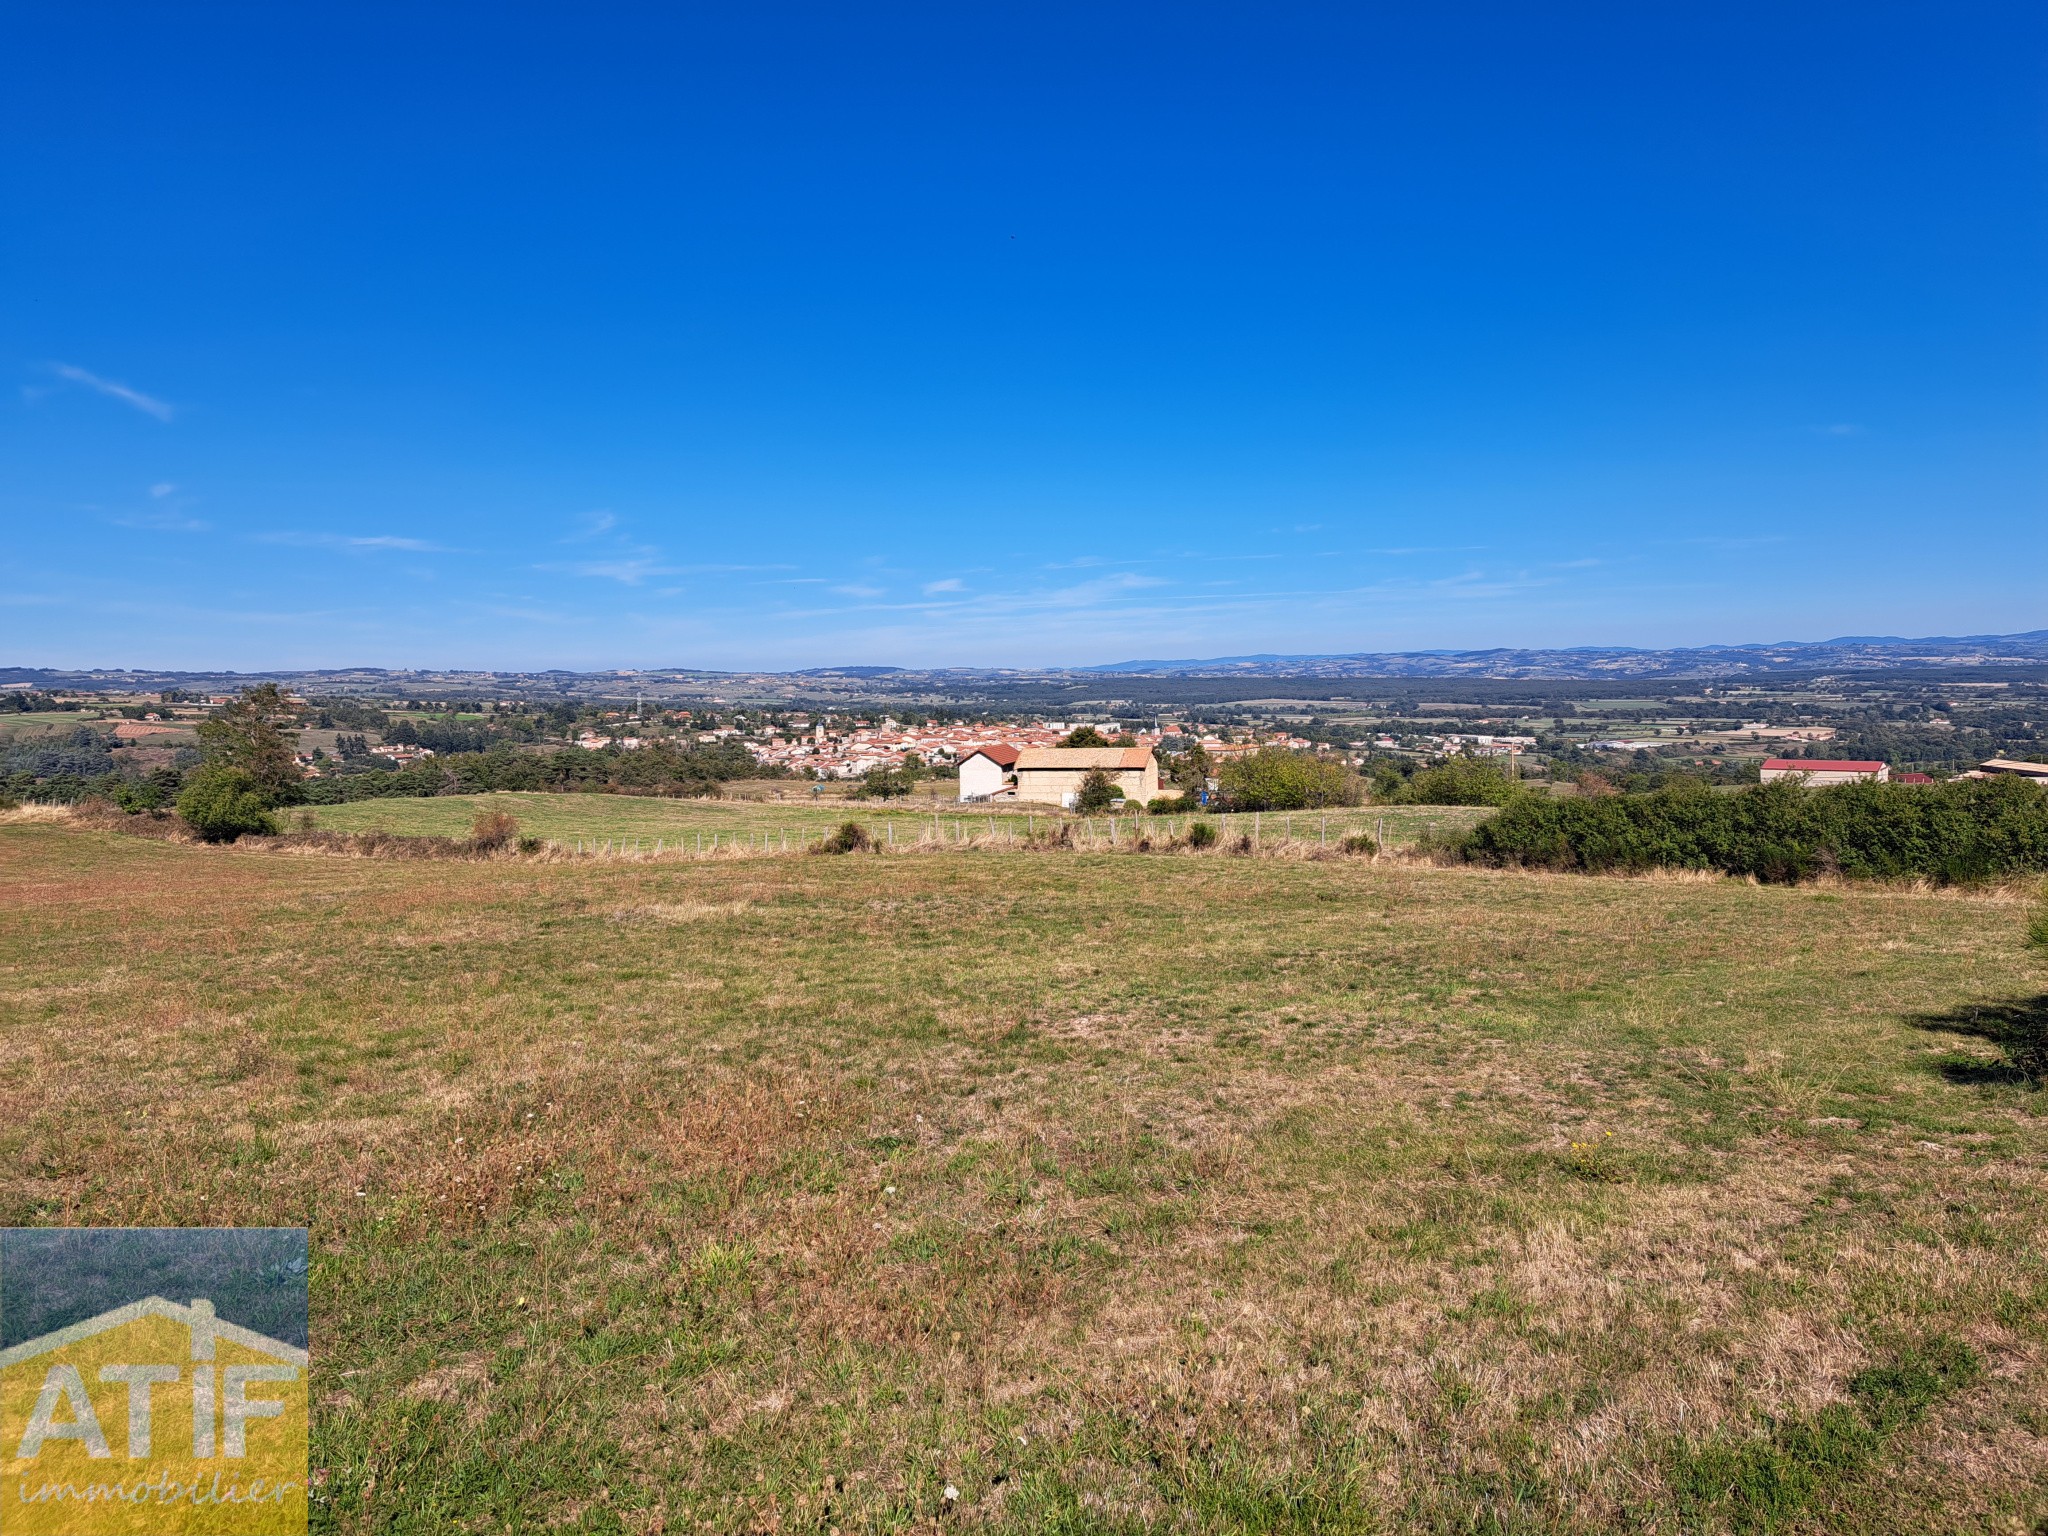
0,711,105,740
304,790,1491,853
2,813,2044,1532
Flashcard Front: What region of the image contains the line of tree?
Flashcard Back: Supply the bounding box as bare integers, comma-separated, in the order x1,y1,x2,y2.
0,725,120,786
1457,774,2048,883
1215,748,1363,810
299,739,773,803
1,683,790,837
381,716,533,754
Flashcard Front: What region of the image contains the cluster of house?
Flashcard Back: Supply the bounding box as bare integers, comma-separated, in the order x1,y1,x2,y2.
726,719,1313,792
740,719,1075,778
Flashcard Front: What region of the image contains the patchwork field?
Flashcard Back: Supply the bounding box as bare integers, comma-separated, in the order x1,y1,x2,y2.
1,814,2044,1533
304,790,1489,853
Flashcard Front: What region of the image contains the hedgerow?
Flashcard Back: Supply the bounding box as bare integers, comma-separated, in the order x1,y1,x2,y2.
1457,775,2048,883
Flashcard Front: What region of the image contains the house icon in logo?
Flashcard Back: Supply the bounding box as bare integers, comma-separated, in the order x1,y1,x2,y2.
0,1297,308,1535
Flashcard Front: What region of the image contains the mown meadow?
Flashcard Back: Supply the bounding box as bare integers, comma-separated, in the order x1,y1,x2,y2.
1,810,2043,1533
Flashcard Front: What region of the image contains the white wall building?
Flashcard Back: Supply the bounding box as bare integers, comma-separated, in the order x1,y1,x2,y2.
958,745,1021,801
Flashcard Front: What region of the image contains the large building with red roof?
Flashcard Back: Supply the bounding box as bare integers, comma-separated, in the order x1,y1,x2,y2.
1759,758,1888,786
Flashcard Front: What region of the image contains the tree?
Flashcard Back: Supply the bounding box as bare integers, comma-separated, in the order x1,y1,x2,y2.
195,684,301,800
112,766,184,813
1163,741,1212,792
1060,726,1111,748
1074,768,1123,813
1217,749,1362,810
1364,758,1407,801
176,765,278,842
855,763,916,799
1396,755,1525,807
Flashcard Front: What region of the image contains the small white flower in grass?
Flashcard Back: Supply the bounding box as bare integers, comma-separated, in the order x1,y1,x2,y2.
353,1189,365,1197
943,1485,959,1503
884,1185,897,1196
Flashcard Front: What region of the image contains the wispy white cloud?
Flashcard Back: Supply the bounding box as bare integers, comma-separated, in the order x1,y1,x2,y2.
115,482,209,532
563,510,619,541
922,578,965,595
1359,545,1488,557
48,363,175,421
548,557,668,584
542,556,794,585
115,510,211,533
833,583,885,599
259,531,454,553
1046,571,1169,607
1682,534,1789,550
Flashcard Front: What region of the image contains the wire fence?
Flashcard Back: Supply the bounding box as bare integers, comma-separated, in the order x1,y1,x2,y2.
553,808,1484,859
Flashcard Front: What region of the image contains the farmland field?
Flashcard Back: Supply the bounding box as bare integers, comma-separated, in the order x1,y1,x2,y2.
0,711,105,739
303,790,1490,853
2,812,2044,1532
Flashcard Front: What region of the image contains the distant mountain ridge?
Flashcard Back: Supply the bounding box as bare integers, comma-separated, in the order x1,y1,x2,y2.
1083,630,2048,679
5,629,2046,698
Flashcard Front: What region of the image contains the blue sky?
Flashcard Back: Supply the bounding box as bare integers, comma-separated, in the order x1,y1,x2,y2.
5,4,2044,671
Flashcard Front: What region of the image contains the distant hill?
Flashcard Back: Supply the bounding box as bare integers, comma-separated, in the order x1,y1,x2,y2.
6,628,2047,700
1084,631,2048,679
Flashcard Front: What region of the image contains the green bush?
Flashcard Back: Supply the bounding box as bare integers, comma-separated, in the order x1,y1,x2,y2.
1074,768,1124,814
1461,774,2048,884
1395,756,1525,806
1218,749,1361,811
853,764,917,799
1185,820,1218,849
176,765,279,843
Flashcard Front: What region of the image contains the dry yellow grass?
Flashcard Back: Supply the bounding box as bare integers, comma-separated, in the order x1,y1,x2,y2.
1,817,2043,1533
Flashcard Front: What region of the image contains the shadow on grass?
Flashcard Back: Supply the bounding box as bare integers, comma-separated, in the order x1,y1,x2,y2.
1912,994,2048,1086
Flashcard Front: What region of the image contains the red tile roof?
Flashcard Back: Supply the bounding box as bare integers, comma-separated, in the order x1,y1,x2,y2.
1014,747,1154,771
960,743,1022,767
